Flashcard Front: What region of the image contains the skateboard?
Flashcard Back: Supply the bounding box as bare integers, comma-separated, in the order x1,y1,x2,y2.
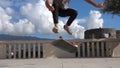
51,39,77,53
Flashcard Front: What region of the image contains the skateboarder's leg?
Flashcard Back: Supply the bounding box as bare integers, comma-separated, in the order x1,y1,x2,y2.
59,8,78,35
52,4,59,33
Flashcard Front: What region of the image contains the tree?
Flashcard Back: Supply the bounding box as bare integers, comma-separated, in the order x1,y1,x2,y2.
102,0,120,16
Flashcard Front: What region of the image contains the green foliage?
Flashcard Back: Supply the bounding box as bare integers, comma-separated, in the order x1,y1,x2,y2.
102,0,120,16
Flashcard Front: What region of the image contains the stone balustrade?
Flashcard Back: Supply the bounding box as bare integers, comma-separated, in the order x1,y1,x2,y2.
0,39,120,59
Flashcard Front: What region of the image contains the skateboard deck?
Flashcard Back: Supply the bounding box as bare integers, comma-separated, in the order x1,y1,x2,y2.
51,39,77,53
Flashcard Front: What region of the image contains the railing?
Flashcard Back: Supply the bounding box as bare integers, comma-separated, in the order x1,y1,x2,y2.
0,40,51,59
77,41,111,57
76,39,120,58
0,39,120,59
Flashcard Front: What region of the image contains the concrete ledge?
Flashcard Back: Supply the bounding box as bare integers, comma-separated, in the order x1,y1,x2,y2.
0,58,120,68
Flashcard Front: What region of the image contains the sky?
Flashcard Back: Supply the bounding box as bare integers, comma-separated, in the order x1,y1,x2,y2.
0,0,120,39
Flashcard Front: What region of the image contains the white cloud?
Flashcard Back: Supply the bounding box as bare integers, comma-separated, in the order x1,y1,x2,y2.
0,0,11,7
0,6,35,35
85,10,104,30
5,7,14,15
0,0,39,7
20,1,54,34
71,19,85,39
0,19,3,31
0,0,104,39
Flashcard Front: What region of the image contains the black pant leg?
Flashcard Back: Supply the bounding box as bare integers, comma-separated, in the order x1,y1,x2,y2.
52,4,59,24
59,8,78,26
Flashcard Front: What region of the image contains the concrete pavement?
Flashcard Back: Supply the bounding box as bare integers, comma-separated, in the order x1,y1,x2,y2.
0,58,120,68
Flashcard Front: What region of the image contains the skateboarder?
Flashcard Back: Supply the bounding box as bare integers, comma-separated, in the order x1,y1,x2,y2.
45,0,104,35
45,0,78,35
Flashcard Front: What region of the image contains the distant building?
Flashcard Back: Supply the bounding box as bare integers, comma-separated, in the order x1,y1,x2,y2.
116,30,120,39
85,28,116,39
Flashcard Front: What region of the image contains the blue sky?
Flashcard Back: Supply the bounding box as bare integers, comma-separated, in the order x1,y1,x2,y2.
70,0,120,29
0,0,120,39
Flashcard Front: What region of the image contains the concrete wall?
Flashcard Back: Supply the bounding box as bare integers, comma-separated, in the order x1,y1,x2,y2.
0,44,6,59
101,39,120,57
116,30,120,39
113,43,120,57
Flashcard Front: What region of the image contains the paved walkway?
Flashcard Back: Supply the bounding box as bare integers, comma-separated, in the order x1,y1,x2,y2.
0,58,120,68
